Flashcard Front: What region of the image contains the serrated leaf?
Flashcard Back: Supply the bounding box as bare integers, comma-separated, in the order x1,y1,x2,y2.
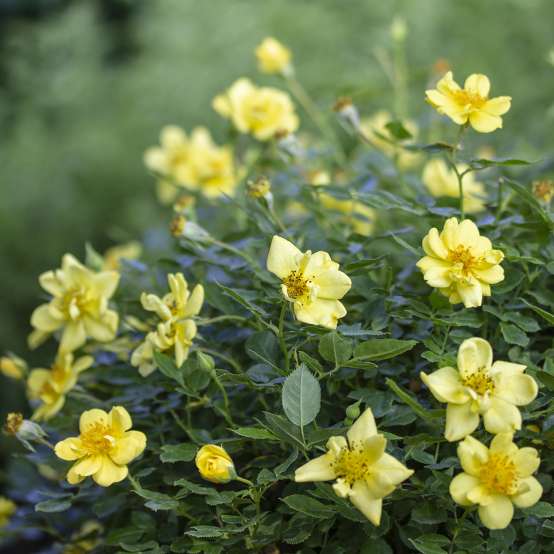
262,412,305,450
185,526,225,538
354,339,417,361
282,364,321,426
232,427,278,440
160,443,197,463
318,332,353,364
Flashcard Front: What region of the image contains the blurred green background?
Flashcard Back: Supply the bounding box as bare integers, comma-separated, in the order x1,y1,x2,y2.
1,0,553,375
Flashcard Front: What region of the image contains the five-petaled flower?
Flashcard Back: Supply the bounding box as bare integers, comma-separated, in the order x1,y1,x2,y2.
417,217,504,308
421,337,538,442
195,444,236,484
29,254,119,352
426,72,511,133
450,433,542,529
266,235,351,329
255,37,292,75
55,406,146,487
294,408,413,525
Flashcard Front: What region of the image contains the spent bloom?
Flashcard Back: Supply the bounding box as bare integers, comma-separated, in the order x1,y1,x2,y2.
450,433,542,529
0,353,27,380
55,406,146,487
532,179,554,203
4,412,48,451
0,497,16,528
426,72,511,133
255,37,292,75
213,78,299,141
422,159,486,213
195,444,236,484
295,408,413,525
29,254,119,352
267,236,351,329
27,351,93,421
416,217,504,308
421,338,538,442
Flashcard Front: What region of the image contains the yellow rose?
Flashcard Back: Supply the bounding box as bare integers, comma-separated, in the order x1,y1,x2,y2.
266,235,351,329
0,353,27,379
421,337,538,441
295,408,413,525
422,159,486,213
55,406,146,487
27,350,93,421
450,433,542,529
29,254,120,352
255,37,292,75
0,496,16,527
195,444,236,484
416,217,504,308
426,72,511,133
213,78,299,141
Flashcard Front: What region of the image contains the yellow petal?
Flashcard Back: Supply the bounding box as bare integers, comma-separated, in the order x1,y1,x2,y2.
511,477,542,508
79,409,109,434
93,271,119,298
371,453,413,486
483,397,521,434
445,401,479,442
110,431,147,465
160,125,187,149
38,271,64,296
494,372,538,406
420,367,467,404
83,316,117,343
458,337,493,376
72,455,103,477
109,406,133,432
347,408,377,444
449,472,480,506
92,456,128,487
464,74,490,97
456,280,483,308
469,110,502,133
422,227,448,259
55,437,84,461
183,284,204,317
294,453,336,482
483,96,511,116
349,481,382,525
60,321,87,352
513,447,541,478
478,495,514,529
312,269,351,300
31,304,62,332
293,298,346,329
457,435,488,476
67,463,87,485
361,434,386,465
266,236,302,279
489,433,517,457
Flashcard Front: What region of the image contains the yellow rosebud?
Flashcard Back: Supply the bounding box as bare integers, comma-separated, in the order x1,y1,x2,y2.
416,217,504,308
255,37,292,75
450,433,542,529
0,353,27,379
426,71,511,133
0,496,16,528
195,444,236,484
532,179,554,203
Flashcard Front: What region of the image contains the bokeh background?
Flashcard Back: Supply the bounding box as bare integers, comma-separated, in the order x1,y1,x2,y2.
1,0,553,421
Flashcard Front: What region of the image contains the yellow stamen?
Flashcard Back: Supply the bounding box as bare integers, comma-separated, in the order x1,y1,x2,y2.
462,368,495,396
479,453,518,495
80,423,115,454
453,89,486,109
332,442,371,486
283,270,309,299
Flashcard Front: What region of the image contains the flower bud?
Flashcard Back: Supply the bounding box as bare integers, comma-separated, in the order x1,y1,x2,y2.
532,180,554,203
345,401,361,421
247,176,272,199
390,16,407,42
255,37,292,76
0,353,27,380
333,97,361,132
170,215,212,242
4,412,48,452
196,351,215,372
195,444,236,484
275,131,304,159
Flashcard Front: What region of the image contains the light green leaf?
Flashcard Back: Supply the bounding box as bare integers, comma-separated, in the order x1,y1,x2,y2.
282,364,321,426
318,332,353,364
160,443,197,463
354,339,417,361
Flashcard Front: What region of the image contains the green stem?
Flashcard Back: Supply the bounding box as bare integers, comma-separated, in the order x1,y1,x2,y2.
235,476,254,487
278,303,290,372
197,315,248,326
449,508,471,554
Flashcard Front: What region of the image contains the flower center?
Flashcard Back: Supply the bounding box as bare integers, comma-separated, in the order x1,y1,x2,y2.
283,270,310,299
447,246,479,275
479,453,518,495
332,444,371,486
80,422,115,454
453,89,486,109
461,367,495,396
61,287,94,320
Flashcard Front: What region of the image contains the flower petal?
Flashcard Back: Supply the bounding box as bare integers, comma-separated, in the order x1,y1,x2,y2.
349,480,383,526
445,401,480,442
483,96,511,116
312,269,351,300
457,435,488,476
31,304,62,332
60,321,87,352
464,74,490,97
489,432,517,457
92,457,128,487
478,495,514,529
494,372,538,406
483,397,521,434
458,337,493,376
293,298,346,329
449,472,480,506
294,453,336,482
420,367,467,404
72,455,103,477
55,437,84,461
513,447,541,478
371,453,413,487
347,408,377,444
469,111,502,133
79,409,109,434
109,406,133,432
511,476,542,508
110,431,147,465
266,236,302,279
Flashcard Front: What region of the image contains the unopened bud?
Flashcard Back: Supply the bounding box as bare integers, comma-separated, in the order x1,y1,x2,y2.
390,17,407,42
247,177,272,199
333,97,360,131
0,353,27,380
275,132,304,159
532,179,554,203
345,401,361,421
4,412,48,452
196,351,215,372
170,215,211,242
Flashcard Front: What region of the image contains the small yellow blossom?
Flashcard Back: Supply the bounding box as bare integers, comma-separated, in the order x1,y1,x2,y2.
295,408,413,525
0,353,27,379
0,496,16,527
450,433,542,529
426,72,511,133
102,242,142,272
247,176,272,199
422,159,486,213
27,350,93,421
55,406,146,487
267,236,351,329
532,179,554,203
195,444,236,483
255,37,292,75
29,254,119,352
213,78,299,141
421,337,538,442
416,217,504,308
360,110,421,169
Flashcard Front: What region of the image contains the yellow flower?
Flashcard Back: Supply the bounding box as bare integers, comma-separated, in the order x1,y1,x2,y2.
532,179,554,203
360,110,421,169
54,406,146,487
416,217,504,308
426,72,511,133
102,242,142,272
422,159,486,213
0,496,16,527
266,236,351,329
213,78,299,141
295,408,413,525
421,337,538,442
255,37,292,75
27,350,93,421
195,444,236,483
29,254,119,352
450,433,542,529
0,353,27,379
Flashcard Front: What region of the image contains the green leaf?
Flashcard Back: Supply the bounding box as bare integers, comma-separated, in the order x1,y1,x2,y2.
282,494,335,519
385,120,413,140
35,498,72,513
354,339,417,361
504,179,551,226
282,364,321,426
524,502,554,518
408,534,449,554
185,526,225,539
231,426,278,440
153,351,183,385
418,142,455,154
298,351,324,376
522,299,554,325
500,322,529,347
262,412,305,450
386,379,437,421
160,443,197,463
318,332,353,364
469,158,531,170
